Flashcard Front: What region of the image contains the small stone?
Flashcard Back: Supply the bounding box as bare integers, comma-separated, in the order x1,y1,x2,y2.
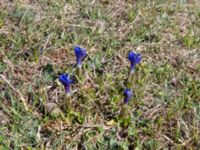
45,103,62,116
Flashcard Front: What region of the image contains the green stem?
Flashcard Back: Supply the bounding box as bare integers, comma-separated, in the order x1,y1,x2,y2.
77,66,82,77
65,94,72,111
119,104,129,119
127,71,133,88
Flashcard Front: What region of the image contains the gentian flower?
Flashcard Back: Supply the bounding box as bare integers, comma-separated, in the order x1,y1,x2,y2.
74,46,87,68
128,51,142,73
123,88,133,104
59,74,73,95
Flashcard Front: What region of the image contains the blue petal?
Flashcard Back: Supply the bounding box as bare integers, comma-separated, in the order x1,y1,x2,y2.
128,51,142,65
123,88,133,104
59,74,73,85
74,46,87,59
74,46,87,67
59,74,73,94
128,51,136,62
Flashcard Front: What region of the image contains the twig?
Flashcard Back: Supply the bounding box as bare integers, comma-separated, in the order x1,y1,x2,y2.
0,74,29,111
163,135,174,144
43,34,51,52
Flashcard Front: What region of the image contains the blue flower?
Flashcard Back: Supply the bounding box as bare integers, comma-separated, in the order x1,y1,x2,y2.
128,51,142,73
74,46,87,68
59,74,73,94
123,89,133,104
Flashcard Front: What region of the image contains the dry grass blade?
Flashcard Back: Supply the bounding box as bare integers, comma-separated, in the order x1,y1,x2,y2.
0,74,29,111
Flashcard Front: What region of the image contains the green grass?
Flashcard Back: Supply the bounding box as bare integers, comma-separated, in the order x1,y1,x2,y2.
0,0,200,149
